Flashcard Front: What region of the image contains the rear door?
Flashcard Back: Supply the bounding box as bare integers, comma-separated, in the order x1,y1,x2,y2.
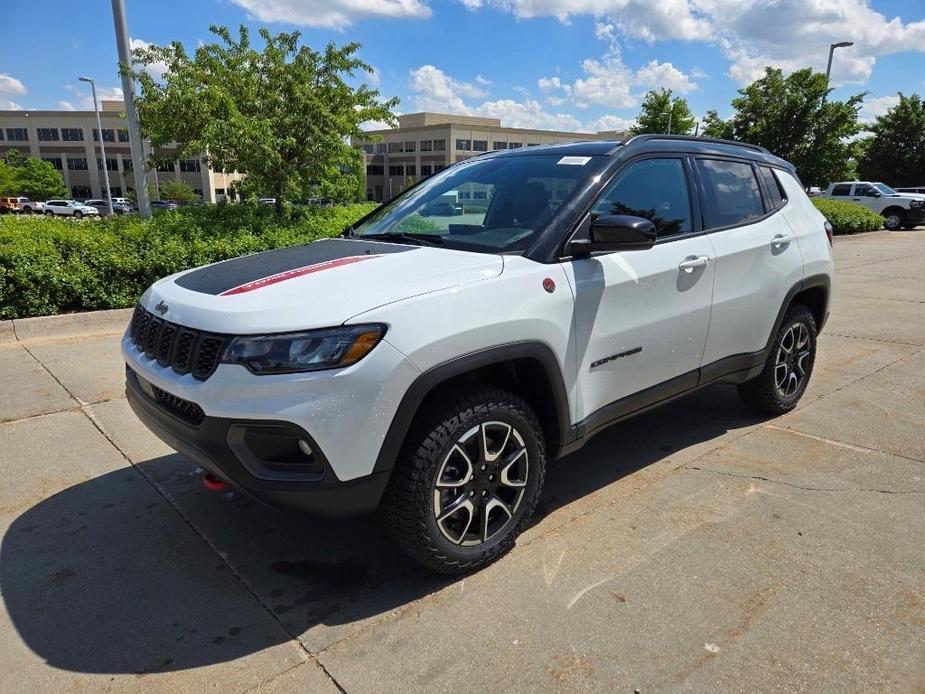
563,156,715,425
697,158,804,368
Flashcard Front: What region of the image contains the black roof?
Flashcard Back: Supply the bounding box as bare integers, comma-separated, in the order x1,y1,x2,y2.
488,133,793,170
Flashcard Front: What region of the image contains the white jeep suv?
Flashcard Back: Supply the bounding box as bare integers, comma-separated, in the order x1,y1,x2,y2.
43,199,100,218
822,181,925,230
124,135,834,574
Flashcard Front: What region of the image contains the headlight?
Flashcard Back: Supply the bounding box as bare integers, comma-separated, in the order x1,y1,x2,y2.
222,324,386,374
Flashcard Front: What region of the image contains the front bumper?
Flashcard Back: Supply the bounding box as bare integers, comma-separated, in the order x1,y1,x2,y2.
903,206,925,225
126,367,390,518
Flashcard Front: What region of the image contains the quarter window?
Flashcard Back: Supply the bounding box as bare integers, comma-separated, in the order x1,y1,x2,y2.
830,183,851,196
592,158,692,238
696,159,765,229
758,167,786,210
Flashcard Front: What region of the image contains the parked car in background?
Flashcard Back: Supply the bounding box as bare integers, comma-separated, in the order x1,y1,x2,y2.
150,199,179,211
896,186,925,195
84,199,134,216
43,199,100,218
420,201,459,217
258,197,276,206
0,196,42,214
123,135,833,574
821,181,925,230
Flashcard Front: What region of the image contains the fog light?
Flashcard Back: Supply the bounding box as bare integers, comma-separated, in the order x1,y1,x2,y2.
298,439,314,457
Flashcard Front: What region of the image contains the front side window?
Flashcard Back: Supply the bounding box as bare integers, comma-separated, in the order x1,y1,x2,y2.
592,158,692,238
830,183,852,196
873,182,896,195
696,159,764,229
853,183,877,196
353,154,607,253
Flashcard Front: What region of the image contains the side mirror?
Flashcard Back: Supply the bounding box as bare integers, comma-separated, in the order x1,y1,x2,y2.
868,190,881,198
569,214,657,255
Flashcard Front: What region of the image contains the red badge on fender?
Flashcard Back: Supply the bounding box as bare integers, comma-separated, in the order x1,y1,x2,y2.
543,277,556,293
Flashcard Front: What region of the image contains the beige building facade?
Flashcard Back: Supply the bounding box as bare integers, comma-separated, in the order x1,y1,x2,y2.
0,100,241,202
355,112,627,202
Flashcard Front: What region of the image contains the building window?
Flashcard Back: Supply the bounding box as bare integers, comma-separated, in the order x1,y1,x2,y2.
97,157,118,171
459,191,471,200
406,165,416,176
375,143,386,153
179,159,201,172
67,157,89,170
71,185,92,199
493,141,507,150
456,139,471,151
434,164,446,172
420,164,432,176
6,127,28,141
37,128,60,141
362,143,374,154
473,190,488,199
366,164,384,175
93,128,115,142
156,159,174,172
433,139,446,151
420,140,432,152
527,142,540,147
215,188,225,196
62,128,84,141
122,157,134,171
0,129,4,140
404,141,416,152
118,128,130,142
43,157,63,170
109,186,123,197
388,165,403,176
508,142,522,149
388,142,401,153
473,140,488,152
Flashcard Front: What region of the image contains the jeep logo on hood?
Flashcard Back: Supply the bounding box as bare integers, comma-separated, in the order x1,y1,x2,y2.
154,301,169,315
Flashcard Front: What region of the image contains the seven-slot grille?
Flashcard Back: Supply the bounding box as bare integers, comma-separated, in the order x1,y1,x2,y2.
129,304,227,381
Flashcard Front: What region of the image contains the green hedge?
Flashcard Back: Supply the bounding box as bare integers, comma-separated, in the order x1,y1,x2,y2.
0,203,376,320
811,198,883,235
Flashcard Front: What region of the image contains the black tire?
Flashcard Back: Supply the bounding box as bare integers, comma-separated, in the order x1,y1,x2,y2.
73,210,83,219
380,385,546,575
738,304,817,415
44,210,54,217
903,224,918,230
882,209,905,231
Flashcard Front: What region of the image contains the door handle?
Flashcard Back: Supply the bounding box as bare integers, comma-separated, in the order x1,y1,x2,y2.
678,255,710,273
770,234,794,248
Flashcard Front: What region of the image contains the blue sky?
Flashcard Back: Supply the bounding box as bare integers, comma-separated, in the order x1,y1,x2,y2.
1,0,923,132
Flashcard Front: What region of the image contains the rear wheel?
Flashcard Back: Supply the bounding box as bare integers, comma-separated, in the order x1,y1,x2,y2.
738,305,817,415
380,386,546,575
44,210,54,217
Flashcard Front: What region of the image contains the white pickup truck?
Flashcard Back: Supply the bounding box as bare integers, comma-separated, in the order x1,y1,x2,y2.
821,181,925,230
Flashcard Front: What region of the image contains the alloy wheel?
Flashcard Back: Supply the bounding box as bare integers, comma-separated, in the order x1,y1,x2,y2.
774,322,811,397
433,421,529,546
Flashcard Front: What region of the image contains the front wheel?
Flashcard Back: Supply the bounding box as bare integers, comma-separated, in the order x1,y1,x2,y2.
380,386,546,575
44,210,54,217
883,210,904,231
738,305,817,415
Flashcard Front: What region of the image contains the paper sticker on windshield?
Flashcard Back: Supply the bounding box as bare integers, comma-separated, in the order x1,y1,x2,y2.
558,156,592,166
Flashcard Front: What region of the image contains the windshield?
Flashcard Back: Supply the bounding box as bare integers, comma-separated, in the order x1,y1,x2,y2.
874,183,897,195
353,154,607,253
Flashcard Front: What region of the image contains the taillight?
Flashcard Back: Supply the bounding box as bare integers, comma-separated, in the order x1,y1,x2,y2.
823,220,834,246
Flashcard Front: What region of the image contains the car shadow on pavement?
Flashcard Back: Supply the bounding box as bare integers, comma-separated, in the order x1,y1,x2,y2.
1,383,762,675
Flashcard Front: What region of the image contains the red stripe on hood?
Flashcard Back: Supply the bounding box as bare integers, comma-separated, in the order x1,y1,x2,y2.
219,255,380,296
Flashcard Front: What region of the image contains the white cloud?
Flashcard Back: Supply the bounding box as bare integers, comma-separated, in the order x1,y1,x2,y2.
860,95,900,123
634,60,698,93
0,73,27,95
586,114,636,132
65,84,124,111
409,65,487,113
130,38,169,80
229,0,431,28
58,100,77,111
1,99,23,110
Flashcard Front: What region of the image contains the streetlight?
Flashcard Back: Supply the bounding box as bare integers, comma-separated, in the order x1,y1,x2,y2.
79,77,114,216
826,41,854,81
660,110,674,135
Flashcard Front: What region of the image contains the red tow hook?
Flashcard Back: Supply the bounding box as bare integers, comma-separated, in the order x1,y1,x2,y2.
202,473,228,491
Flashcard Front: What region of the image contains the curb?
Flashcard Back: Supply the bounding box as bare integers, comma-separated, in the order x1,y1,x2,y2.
11,308,134,343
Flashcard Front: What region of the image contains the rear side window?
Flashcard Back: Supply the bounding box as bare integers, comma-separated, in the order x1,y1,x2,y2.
758,167,786,210
696,159,764,229
830,184,852,196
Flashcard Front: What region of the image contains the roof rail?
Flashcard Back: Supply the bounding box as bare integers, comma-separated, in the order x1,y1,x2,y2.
615,133,770,155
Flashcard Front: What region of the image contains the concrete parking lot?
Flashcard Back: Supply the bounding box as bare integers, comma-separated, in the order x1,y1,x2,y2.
1,229,923,693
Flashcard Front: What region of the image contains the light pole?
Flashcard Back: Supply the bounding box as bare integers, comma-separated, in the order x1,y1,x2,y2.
79,77,114,215
825,41,854,82
660,110,674,134
111,0,151,218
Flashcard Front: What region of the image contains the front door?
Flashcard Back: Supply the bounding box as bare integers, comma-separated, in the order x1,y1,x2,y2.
563,156,715,425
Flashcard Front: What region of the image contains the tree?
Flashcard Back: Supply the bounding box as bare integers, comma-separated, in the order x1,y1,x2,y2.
630,89,695,136
0,150,67,199
700,67,864,187
129,25,397,215
857,93,925,186
159,179,200,205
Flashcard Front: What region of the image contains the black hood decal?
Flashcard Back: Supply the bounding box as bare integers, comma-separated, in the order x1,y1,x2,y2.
174,239,416,296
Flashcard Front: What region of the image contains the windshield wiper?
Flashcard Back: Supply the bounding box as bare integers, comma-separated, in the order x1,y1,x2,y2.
361,232,445,246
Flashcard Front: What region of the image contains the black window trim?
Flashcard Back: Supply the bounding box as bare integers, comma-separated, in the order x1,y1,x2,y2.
691,155,790,235
558,152,704,260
